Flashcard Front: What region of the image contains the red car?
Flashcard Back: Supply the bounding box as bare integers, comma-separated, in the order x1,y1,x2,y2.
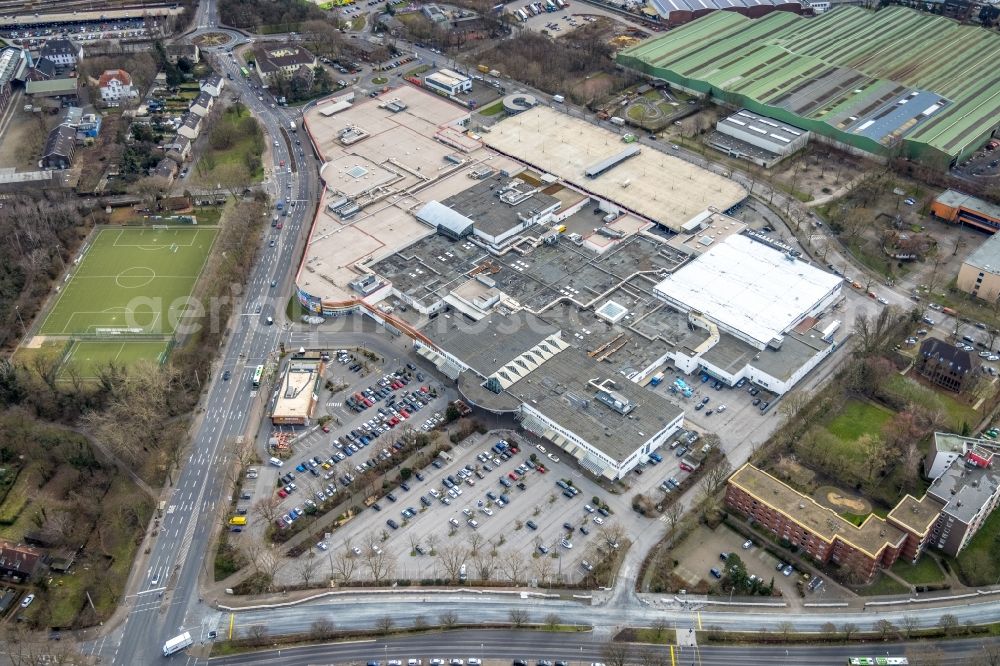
322,424,331,433
278,489,288,498
279,159,285,167
399,409,410,418
509,446,519,454
679,462,694,472
508,472,519,481
536,464,547,473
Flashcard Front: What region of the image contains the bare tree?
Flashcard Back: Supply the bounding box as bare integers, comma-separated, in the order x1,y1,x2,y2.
938,613,959,636
544,612,561,629
842,622,859,640
663,502,683,534
252,496,283,524
875,618,896,640
651,617,669,640
602,641,631,666
778,620,794,641
439,610,459,628
598,521,626,548
901,614,919,638
436,544,469,582
532,554,554,584
366,548,396,584
468,531,484,555
246,624,268,645
509,608,529,627
331,548,358,584
820,621,838,636
701,457,734,496
375,615,394,634
472,550,497,581
501,551,526,584
309,618,336,639
297,556,319,587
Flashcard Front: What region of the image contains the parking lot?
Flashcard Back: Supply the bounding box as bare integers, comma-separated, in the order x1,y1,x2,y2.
231,350,455,539
671,523,818,599
271,429,629,585
1,18,159,46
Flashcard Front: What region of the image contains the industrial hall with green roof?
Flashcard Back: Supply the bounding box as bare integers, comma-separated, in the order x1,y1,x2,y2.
617,6,1000,167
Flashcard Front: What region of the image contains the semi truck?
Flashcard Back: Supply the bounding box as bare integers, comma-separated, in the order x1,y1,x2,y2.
162,631,193,657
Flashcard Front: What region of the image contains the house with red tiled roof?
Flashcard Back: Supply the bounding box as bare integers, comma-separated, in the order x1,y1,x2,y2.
0,541,42,582
98,68,137,104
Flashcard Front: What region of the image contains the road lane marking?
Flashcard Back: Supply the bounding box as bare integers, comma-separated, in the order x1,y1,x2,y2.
669,645,675,666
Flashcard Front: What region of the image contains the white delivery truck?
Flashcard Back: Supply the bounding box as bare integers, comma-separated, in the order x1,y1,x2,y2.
609,116,626,126
162,631,193,657
552,94,565,103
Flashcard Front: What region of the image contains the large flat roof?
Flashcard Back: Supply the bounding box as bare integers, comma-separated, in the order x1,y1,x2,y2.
482,106,746,231
928,459,1000,525
296,86,522,303
442,175,560,239
428,311,683,463
654,234,841,347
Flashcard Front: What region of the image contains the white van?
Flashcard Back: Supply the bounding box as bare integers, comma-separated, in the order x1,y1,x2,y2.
269,456,284,467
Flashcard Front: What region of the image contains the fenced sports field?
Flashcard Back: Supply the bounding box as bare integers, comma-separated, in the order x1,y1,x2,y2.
38,227,217,336
29,226,218,378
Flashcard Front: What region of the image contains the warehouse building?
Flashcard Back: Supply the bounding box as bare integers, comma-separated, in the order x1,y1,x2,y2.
711,109,809,167
424,68,472,96
618,7,1000,167
932,189,1000,235
647,0,802,26
415,311,685,480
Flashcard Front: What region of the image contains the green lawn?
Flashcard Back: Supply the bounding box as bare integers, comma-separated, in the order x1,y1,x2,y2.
857,572,909,596
955,497,1000,585
885,374,978,431
61,340,169,378
826,399,893,445
193,108,264,186
478,100,505,117
37,227,217,337
892,556,945,586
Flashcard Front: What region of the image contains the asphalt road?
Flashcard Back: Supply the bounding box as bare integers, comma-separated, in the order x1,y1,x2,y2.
207,628,980,665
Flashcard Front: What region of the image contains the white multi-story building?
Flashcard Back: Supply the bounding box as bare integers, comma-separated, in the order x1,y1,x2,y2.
424,68,472,96
98,69,137,103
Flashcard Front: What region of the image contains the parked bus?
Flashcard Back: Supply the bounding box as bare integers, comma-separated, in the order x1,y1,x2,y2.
240,66,249,78
251,365,263,389
847,659,909,665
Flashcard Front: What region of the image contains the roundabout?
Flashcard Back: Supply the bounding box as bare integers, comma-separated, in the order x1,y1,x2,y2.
192,31,233,48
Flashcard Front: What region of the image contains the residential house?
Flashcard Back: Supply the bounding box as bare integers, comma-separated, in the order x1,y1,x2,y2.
176,112,201,140
252,45,317,86
0,541,42,581
200,73,224,97
25,56,56,82
98,69,137,104
189,91,214,117
165,134,192,163
725,464,943,583
39,38,82,69
151,157,178,183
916,338,978,393
164,43,200,65
40,124,76,169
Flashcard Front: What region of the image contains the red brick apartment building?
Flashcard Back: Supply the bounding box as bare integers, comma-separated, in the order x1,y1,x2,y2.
725,465,942,582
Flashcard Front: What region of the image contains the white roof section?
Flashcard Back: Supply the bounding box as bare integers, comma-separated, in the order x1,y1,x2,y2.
416,200,474,236
487,332,570,390
654,234,842,347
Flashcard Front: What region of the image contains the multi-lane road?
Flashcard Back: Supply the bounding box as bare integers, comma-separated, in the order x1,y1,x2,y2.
78,3,1000,664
